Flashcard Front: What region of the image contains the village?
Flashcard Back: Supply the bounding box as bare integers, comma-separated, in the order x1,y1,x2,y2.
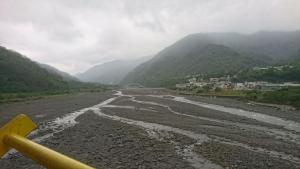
175,76,300,91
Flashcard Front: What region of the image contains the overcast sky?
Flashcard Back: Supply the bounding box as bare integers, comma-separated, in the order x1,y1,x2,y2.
0,0,299,74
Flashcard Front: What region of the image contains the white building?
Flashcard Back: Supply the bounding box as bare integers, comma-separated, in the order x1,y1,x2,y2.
234,83,247,90
176,84,188,88
188,78,197,84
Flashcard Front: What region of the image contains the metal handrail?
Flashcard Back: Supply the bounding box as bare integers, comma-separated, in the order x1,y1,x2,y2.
0,114,95,169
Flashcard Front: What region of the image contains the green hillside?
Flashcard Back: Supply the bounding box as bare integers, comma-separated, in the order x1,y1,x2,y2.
233,64,300,83
39,63,80,82
0,46,69,93
123,42,269,87
122,31,300,87
233,49,300,83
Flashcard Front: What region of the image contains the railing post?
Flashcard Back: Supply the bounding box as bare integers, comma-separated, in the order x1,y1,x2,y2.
0,114,95,169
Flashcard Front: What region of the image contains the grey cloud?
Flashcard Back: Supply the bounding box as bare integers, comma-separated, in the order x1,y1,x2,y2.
0,0,299,74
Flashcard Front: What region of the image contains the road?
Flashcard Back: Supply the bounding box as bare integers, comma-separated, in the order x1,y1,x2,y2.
0,88,300,169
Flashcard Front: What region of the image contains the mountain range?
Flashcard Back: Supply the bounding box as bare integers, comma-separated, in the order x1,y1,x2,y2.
1,30,300,91
76,56,151,85
0,46,71,93
39,63,79,82
122,31,300,87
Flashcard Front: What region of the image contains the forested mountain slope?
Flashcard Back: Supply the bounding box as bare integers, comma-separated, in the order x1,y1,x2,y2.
0,46,69,93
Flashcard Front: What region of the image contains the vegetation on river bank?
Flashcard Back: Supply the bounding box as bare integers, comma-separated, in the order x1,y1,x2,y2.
0,46,115,103
0,84,113,103
170,86,300,108
246,87,300,107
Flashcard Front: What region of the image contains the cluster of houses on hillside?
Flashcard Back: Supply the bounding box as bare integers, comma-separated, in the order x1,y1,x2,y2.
252,65,294,71
175,76,300,91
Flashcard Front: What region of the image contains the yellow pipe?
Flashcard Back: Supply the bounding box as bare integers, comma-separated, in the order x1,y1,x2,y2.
4,134,95,169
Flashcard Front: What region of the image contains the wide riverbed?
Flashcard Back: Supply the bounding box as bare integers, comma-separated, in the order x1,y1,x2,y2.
0,88,299,169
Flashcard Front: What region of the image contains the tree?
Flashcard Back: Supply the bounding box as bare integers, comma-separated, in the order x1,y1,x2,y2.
215,87,222,92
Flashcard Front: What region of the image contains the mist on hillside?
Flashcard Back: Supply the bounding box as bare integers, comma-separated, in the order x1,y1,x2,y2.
1,1,300,169
0,0,299,75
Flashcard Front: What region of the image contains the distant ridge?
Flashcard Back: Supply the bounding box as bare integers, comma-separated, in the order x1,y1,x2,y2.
122,31,300,87
38,63,79,82
76,56,151,85
0,46,69,93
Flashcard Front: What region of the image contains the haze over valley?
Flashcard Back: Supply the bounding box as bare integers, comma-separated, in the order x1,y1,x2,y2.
1,1,300,169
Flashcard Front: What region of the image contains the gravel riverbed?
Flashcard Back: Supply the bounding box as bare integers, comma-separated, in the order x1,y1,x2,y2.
0,88,299,169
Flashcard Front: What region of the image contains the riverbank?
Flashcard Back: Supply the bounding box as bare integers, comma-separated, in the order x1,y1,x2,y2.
1,88,299,169
0,90,113,125
169,87,300,109
0,86,111,104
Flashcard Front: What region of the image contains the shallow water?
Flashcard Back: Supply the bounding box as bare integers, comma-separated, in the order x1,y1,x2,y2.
128,95,300,144
6,90,299,166
175,141,222,169
93,104,300,165
141,92,300,133
172,96,300,133
92,109,223,169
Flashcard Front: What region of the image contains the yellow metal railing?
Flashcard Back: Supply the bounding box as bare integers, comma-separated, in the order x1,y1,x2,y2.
0,114,95,169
